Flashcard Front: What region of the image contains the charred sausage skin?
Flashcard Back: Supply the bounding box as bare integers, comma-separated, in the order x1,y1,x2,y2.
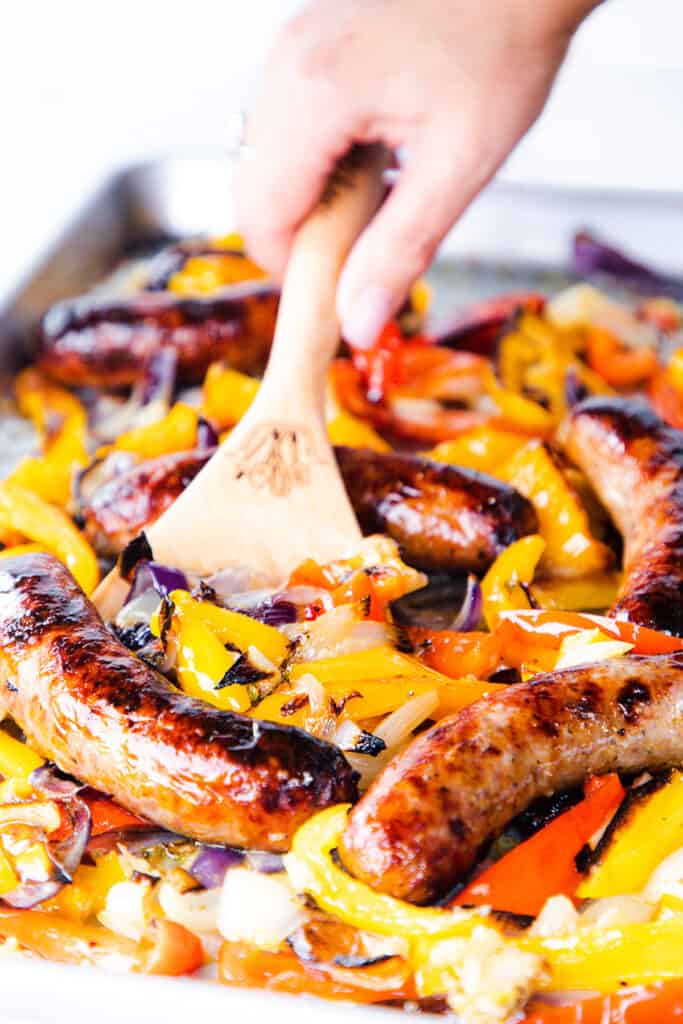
340,653,683,903
0,554,357,850
563,397,683,635
38,285,278,388
336,446,537,573
82,446,537,572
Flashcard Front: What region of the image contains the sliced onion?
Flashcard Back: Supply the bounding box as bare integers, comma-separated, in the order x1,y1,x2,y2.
564,366,589,408
190,846,244,889
391,573,470,630
572,230,683,300
206,569,271,603
87,826,181,856
196,418,219,450
139,346,178,406
374,690,439,751
2,798,91,909
288,604,392,663
450,574,482,631
158,880,221,934
29,763,84,799
246,851,285,875
124,560,189,605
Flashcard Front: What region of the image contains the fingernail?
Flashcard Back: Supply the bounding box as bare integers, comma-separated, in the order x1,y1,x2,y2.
338,284,393,350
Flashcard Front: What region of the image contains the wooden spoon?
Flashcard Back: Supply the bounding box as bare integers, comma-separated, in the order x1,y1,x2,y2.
94,144,389,619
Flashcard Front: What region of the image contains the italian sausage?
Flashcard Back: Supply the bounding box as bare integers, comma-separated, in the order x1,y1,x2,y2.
38,283,278,388
339,653,683,903
82,446,537,571
0,553,357,850
562,397,683,635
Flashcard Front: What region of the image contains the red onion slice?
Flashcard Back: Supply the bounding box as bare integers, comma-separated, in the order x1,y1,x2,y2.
572,230,683,300
190,846,245,889
450,574,483,631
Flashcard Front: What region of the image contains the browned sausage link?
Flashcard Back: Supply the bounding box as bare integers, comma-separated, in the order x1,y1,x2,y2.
0,554,357,851
82,446,538,572
37,283,278,388
339,653,683,903
82,450,213,557
562,397,683,635
336,446,537,573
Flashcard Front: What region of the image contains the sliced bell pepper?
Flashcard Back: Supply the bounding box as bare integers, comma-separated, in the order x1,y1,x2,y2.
326,409,390,453
497,442,612,578
157,590,289,666
0,848,18,896
0,908,202,974
174,611,251,712
105,401,198,459
667,346,683,392
481,535,546,629
0,481,99,593
577,770,683,899
523,980,683,1024
649,367,683,430
44,850,127,920
454,774,624,916
219,940,416,1003
168,251,266,297
407,628,501,680
201,363,260,429
351,321,410,402
521,914,683,993
586,327,658,388
495,610,683,674
0,728,44,797
484,372,556,435
84,795,149,837
639,297,682,333
331,359,490,445
285,805,486,940
529,572,621,612
425,427,527,475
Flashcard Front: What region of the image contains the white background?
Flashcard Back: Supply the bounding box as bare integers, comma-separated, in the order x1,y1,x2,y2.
1,0,682,297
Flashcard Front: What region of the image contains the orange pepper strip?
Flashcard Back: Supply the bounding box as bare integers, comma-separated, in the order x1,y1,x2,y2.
649,368,683,430
523,980,683,1024
218,941,416,1003
407,628,501,680
496,609,683,664
0,911,202,975
453,774,624,916
586,327,658,388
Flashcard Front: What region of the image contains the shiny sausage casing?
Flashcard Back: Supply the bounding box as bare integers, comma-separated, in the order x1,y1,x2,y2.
335,446,537,573
0,554,357,850
38,284,278,388
340,653,683,903
82,446,537,572
563,397,683,635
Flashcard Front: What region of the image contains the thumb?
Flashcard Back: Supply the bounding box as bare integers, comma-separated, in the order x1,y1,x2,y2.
337,130,493,348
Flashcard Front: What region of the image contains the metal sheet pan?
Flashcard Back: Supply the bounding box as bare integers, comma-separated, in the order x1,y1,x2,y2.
1,154,683,1023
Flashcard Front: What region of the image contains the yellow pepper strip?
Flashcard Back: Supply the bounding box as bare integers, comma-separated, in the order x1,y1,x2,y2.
481,535,546,630
0,848,18,896
155,590,288,667
103,402,198,460
520,916,683,992
0,481,99,594
201,364,259,430
410,279,432,319
285,805,486,940
484,371,556,435
497,442,612,578
425,427,526,475
45,851,126,921
530,571,621,612
175,613,250,712
326,409,390,452
553,628,633,671
14,368,84,434
169,251,267,297
290,645,448,684
577,771,683,899
0,729,44,796
0,543,45,560
668,347,683,392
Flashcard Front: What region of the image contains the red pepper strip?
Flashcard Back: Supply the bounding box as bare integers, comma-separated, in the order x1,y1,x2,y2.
453,774,625,916
331,359,490,444
586,327,659,388
523,980,683,1024
407,628,501,680
83,792,150,837
496,609,683,663
351,321,413,402
649,369,683,430
219,941,416,1003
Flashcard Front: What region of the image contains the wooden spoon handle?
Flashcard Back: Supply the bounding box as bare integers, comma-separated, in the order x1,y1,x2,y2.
256,143,390,415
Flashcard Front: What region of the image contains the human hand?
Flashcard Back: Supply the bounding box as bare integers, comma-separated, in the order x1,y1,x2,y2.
238,0,600,347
